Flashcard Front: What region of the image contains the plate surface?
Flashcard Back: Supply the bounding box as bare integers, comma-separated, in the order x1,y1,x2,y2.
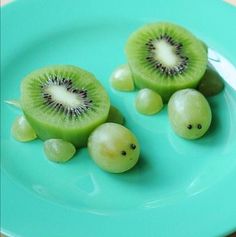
1,0,236,236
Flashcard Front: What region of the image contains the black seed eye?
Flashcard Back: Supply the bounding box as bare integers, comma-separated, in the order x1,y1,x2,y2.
130,144,136,150
187,124,192,129
197,124,202,129
121,151,126,156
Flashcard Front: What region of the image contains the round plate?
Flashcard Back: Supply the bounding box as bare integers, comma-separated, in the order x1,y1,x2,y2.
1,0,236,236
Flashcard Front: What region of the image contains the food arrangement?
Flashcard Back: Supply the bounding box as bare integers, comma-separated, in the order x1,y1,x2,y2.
8,22,224,173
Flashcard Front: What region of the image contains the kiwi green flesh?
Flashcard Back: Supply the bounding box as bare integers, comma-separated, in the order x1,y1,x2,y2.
21,65,110,147
131,67,200,102
23,111,107,147
126,22,208,102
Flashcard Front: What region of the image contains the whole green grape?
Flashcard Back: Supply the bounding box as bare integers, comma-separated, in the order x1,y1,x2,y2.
88,123,140,173
168,89,212,139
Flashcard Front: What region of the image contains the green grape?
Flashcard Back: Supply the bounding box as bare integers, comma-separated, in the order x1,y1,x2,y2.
168,89,212,139
110,64,134,91
106,105,125,125
88,123,140,173
44,139,76,163
135,88,163,115
198,65,224,97
11,115,37,142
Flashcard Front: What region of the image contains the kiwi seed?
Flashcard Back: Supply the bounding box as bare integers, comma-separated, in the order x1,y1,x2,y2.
145,34,189,76
20,65,110,147
125,22,208,102
41,75,93,118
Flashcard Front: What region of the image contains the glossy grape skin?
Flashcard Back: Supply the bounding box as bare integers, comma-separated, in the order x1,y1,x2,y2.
107,105,125,125
135,88,163,115
44,139,76,163
198,65,224,97
110,64,134,91
11,115,37,142
88,123,140,173
168,89,212,140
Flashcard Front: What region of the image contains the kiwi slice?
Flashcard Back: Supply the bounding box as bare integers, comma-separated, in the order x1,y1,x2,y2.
125,22,208,102
20,65,110,147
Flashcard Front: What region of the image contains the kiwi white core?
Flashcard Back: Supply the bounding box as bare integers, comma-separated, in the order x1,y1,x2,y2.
46,85,83,108
153,40,179,67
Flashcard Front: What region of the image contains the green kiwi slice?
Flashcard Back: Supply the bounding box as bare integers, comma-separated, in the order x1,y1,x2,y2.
125,22,208,102
20,65,110,147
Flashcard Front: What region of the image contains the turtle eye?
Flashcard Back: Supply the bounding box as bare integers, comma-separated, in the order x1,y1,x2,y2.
197,124,202,129
121,150,127,156
187,124,192,129
130,144,136,150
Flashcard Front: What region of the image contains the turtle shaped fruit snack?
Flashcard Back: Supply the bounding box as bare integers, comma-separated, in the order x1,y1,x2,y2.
11,65,140,172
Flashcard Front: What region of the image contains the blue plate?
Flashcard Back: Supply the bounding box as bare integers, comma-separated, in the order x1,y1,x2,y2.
1,0,236,236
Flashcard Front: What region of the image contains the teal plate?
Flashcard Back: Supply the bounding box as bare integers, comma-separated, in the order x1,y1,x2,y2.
1,0,236,236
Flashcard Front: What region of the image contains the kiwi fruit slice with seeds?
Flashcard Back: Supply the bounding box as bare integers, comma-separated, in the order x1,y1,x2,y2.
20,65,110,147
125,22,208,102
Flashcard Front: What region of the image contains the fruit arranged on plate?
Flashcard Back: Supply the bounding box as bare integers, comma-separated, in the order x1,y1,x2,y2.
9,65,139,171
8,21,226,172
88,123,140,173
20,65,110,147
110,21,224,140
125,22,208,102
168,89,212,139
135,88,163,115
